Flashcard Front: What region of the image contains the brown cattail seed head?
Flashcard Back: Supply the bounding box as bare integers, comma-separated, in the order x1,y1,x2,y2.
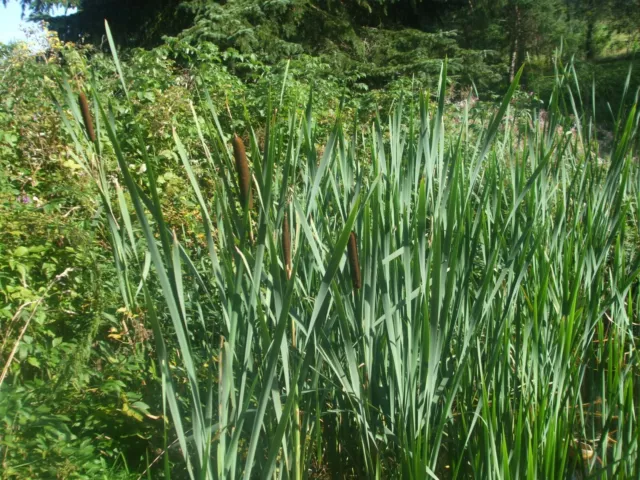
232,134,251,209
282,212,292,279
347,231,361,290
78,92,96,142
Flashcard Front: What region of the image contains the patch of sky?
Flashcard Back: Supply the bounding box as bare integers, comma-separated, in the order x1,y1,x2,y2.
0,0,76,45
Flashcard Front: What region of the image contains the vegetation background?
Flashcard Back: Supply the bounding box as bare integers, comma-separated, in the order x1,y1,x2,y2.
0,0,639,478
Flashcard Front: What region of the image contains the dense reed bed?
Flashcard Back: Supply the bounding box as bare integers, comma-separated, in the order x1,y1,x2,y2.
57,25,640,478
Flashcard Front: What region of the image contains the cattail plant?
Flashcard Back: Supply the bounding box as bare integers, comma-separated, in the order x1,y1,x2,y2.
347,231,361,290
283,211,295,349
78,91,96,142
232,134,251,209
64,37,640,479
282,212,292,280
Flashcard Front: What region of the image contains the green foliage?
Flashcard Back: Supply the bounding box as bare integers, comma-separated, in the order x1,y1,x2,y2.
9,0,639,98
178,0,504,92
1,1,640,475
50,30,640,477
0,36,163,479
528,55,640,125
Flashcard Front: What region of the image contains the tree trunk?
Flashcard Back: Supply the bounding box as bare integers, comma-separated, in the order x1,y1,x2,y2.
585,16,595,59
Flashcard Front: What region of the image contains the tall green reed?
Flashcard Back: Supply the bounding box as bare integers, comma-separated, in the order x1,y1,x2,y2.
56,23,640,478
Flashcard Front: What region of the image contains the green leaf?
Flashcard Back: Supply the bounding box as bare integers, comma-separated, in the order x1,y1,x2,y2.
13,246,28,257
27,357,40,368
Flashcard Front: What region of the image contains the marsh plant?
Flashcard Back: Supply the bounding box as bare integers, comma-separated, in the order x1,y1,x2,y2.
58,23,640,479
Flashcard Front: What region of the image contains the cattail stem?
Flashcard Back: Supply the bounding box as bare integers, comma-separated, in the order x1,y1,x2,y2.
347,231,361,290
283,212,295,347
283,212,292,280
78,92,96,142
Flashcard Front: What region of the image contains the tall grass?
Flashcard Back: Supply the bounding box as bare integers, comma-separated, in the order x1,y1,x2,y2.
58,24,640,478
